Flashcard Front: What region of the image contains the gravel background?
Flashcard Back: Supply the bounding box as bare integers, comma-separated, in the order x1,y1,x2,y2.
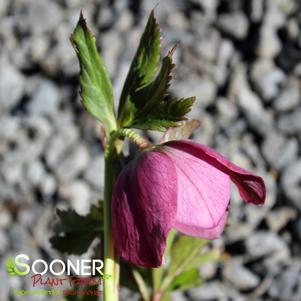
1,0,301,300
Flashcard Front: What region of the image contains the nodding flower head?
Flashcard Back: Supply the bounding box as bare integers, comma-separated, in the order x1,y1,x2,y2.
112,140,266,267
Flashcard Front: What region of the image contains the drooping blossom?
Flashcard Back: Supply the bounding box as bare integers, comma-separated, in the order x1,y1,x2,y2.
111,140,266,267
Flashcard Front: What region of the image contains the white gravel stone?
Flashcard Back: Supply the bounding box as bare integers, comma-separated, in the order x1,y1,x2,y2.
60,181,92,215
27,80,61,115
55,144,90,182
273,78,300,111
0,58,25,112
40,174,57,196
223,261,260,290
25,160,45,186
217,13,249,39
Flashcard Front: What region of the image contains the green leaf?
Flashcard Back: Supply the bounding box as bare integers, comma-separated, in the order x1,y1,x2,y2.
6,257,17,276
184,248,220,271
71,13,117,133
132,95,195,131
161,236,208,292
120,261,153,300
118,10,161,118
168,268,201,292
132,268,151,301
50,203,103,255
117,12,195,131
168,236,208,276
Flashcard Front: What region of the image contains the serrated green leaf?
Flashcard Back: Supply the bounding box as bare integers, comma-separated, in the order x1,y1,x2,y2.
118,10,161,118
133,96,195,131
168,268,201,292
133,49,175,117
117,12,195,131
71,13,117,133
50,203,103,255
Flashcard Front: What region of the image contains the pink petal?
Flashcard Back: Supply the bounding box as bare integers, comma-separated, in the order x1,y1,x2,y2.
163,145,231,238
111,151,178,267
194,210,229,239
166,140,266,205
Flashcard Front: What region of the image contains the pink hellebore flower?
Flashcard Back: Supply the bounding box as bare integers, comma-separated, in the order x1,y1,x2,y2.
112,140,266,267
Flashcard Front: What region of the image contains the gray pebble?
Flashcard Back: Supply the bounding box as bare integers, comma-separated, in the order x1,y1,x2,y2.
0,58,25,112
0,230,8,254
251,60,285,102
223,261,260,290
246,232,289,260
0,208,12,229
55,144,90,182
217,13,249,39
83,156,104,192
278,108,301,134
59,180,92,215
266,207,297,232
27,80,61,116
257,24,281,58
262,131,298,170
231,65,274,134
281,160,301,210
45,125,79,169
273,78,301,112
18,0,63,34
188,281,228,300
269,265,301,301
39,174,57,196
25,160,46,186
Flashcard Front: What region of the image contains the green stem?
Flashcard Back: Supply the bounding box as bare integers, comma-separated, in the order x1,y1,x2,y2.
105,129,150,157
103,151,119,301
103,128,150,301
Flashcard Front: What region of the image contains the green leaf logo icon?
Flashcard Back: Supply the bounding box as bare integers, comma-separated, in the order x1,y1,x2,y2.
6,257,23,276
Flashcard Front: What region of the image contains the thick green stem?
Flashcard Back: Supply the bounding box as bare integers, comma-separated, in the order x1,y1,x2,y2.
103,152,119,301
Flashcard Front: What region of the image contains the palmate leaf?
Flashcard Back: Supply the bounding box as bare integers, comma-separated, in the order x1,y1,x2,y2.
50,203,103,255
118,12,195,131
71,13,116,133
